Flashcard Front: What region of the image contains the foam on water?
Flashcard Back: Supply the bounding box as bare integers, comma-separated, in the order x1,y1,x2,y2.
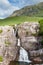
18,39,31,63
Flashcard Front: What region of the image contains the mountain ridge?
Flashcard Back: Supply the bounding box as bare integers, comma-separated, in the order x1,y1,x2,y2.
10,2,43,17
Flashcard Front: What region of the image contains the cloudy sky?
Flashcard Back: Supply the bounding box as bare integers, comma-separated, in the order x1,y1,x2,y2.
0,0,43,19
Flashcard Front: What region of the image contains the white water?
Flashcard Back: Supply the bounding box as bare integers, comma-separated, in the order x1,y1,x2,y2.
17,39,21,46
18,39,31,63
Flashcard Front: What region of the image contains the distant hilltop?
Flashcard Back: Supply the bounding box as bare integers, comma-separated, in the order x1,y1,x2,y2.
10,2,43,17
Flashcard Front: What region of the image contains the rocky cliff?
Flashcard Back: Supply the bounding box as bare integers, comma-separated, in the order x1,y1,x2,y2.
0,22,43,65
0,26,19,65
17,22,43,63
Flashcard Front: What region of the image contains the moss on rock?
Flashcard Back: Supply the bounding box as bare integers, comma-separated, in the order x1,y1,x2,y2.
5,40,11,46
0,56,3,62
0,29,3,33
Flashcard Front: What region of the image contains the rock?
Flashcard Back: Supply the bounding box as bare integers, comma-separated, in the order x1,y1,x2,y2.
0,26,19,65
14,22,41,51
21,36,39,51
17,22,43,63
17,22,42,51
29,49,43,58
0,22,42,65
30,63,43,65
18,22,40,38
32,57,43,62
29,49,43,62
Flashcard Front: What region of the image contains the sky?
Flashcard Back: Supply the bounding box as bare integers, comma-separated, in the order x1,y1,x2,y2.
0,0,43,19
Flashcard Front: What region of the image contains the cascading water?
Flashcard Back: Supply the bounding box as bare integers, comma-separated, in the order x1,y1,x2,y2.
17,39,31,63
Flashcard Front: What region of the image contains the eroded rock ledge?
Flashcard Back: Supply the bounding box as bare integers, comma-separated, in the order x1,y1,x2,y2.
0,22,43,65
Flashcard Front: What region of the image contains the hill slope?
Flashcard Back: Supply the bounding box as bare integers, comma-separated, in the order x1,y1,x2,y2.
11,2,43,17
0,16,43,25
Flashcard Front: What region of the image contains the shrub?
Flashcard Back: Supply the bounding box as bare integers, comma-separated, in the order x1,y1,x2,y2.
0,56,3,62
26,31,29,36
7,29,10,32
39,20,43,36
5,40,11,45
32,33,37,36
40,40,43,47
40,40,43,44
0,30,3,33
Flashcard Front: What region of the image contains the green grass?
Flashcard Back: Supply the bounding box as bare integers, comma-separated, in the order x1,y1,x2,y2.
0,16,43,25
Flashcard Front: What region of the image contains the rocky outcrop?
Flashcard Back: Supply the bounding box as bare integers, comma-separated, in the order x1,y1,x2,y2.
20,36,38,51
29,49,43,62
17,22,43,63
18,22,40,38
0,22,43,65
0,26,19,65
17,22,40,50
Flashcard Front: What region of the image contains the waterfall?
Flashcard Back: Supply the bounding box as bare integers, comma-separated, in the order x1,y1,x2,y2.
17,39,21,46
17,39,31,63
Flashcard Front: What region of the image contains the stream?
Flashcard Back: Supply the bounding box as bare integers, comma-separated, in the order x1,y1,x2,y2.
9,39,43,65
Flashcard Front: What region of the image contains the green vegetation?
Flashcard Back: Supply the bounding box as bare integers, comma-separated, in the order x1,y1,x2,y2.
32,33,37,36
0,2,43,25
0,16,43,36
0,16,43,25
39,19,43,36
0,56,3,62
5,40,11,45
26,31,29,36
0,30,3,33
0,15,43,37
7,29,10,32
40,40,43,44
40,40,43,47
12,2,43,17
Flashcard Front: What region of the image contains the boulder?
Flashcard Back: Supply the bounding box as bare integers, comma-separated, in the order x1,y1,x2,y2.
0,26,19,65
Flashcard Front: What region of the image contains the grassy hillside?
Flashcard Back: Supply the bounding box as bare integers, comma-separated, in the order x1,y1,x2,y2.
0,16,43,25
11,2,43,17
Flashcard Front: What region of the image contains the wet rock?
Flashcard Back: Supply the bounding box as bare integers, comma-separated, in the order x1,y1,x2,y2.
0,26,19,65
